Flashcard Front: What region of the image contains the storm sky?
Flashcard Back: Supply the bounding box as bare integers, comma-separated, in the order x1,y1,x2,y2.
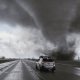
0,0,80,58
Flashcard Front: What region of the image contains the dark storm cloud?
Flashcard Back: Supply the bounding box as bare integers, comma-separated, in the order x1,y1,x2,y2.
0,0,80,58
70,4,80,32
0,0,80,46
0,0,35,26
17,0,79,46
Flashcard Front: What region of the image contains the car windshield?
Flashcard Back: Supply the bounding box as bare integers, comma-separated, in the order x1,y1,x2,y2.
43,58,54,62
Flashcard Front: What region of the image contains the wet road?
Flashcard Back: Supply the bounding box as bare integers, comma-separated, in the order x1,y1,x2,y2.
0,60,80,80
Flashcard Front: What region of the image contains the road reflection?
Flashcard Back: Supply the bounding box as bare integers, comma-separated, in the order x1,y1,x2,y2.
74,67,80,76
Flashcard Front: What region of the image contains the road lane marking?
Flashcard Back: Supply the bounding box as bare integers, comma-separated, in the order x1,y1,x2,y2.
74,67,80,76
27,60,80,77
0,61,18,76
23,61,48,80
23,61,40,80
3,61,23,80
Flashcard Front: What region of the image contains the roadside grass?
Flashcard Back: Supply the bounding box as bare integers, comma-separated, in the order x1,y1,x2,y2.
56,60,80,67
0,59,15,64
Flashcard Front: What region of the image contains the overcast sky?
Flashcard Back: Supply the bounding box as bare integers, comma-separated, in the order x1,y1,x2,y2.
0,0,80,58
0,23,56,58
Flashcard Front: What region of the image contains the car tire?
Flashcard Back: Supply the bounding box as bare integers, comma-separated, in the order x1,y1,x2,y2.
39,65,43,71
36,65,38,70
51,69,55,72
51,67,56,72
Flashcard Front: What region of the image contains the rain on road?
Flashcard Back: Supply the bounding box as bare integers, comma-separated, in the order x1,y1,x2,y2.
0,60,80,80
0,0,80,80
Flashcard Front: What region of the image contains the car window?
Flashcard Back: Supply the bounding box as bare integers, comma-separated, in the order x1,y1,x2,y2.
43,58,54,62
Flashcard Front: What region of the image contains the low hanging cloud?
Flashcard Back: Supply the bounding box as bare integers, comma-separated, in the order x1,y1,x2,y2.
0,23,56,58
66,33,80,58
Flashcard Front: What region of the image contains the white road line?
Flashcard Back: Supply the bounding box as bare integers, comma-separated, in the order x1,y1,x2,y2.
0,61,17,76
3,61,23,80
27,61,80,77
23,61,40,80
0,61,17,70
73,67,80,76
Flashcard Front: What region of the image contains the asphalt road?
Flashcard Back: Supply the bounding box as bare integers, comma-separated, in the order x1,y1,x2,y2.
0,60,80,80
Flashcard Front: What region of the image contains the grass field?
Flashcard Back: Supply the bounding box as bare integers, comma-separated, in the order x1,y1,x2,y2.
0,59,16,64
56,60,80,67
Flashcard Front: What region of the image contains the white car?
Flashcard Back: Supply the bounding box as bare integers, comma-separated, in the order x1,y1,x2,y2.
36,56,56,72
